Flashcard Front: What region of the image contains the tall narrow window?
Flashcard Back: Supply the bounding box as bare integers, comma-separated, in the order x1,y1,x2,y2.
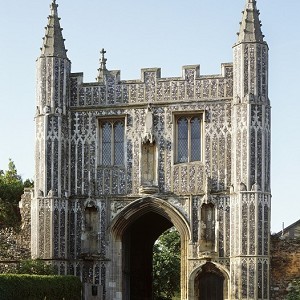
176,115,202,163
191,117,201,161
99,119,124,166
114,121,124,165
177,117,189,163
102,122,112,165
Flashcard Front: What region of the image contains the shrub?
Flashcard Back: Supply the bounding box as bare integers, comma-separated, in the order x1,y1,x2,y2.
16,259,55,275
287,279,300,300
153,227,181,300
0,274,82,300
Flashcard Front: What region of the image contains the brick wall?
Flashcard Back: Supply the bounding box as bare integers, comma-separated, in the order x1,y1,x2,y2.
271,235,300,300
0,188,32,273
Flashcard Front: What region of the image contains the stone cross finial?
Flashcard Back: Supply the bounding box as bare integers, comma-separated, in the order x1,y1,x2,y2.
100,48,106,59
100,48,107,70
96,48,108,82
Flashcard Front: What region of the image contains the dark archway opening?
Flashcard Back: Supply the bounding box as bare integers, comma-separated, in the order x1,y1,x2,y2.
194,263,224,300
122,211,173,300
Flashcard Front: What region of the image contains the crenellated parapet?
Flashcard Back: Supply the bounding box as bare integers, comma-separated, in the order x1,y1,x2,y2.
70,64,233,107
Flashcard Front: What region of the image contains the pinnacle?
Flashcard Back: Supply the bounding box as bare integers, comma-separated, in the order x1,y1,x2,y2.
236,0,265,43
40,0,68,58
96,48,108,82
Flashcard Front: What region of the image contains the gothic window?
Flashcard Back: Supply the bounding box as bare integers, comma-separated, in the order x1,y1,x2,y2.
99,119,124,166
175,115,202,163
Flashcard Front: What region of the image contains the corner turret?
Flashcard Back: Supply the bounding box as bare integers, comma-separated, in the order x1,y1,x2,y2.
33,1,71,259
230,1,271,299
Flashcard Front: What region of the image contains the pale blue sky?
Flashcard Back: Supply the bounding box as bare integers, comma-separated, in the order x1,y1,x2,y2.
0,0,299,233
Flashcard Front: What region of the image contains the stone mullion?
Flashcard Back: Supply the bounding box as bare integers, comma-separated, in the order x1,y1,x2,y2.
36,118,47,195
56,58,61,109
197,196,202,245
81,141,85,195
217,133,220,190
245,104,251,190
224,131,227,189
50,135,55,194
79,139,84,195
48,198,54,258
57,201,61,258
60,199,68,258
249,45,255,96
238,194,242,257
57,116,62,197
224,197,230,257
266,117,271,191
74,140,78,195
62,200,67,260
224,130,229,190
68,115,73,195
44,116,49,195
255,193,259,259
38,200,44,258
261,105,266,192
62,60,68,114
232,105,237,188
45,58,50,108
254,114,258,188
74,202,79,259
247,194,251,256
50,58,55,112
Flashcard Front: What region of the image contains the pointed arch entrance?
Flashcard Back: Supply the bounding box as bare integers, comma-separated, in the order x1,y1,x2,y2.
190,262,229,300
110,197,190,300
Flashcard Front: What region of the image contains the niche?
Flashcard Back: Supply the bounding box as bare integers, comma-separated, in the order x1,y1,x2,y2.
199,203,215,252
141,141,157,186
82,204,99,255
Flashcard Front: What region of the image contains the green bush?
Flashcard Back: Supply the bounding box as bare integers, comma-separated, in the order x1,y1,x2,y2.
153,227,181,300
16,259,55,275
0,159,33,229
287,279,300,300
0,274,82,300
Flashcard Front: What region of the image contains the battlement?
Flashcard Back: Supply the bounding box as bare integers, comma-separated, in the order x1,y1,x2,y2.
70,63,233,107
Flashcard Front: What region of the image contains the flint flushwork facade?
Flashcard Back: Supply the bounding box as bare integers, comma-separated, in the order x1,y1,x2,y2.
32,1,271,299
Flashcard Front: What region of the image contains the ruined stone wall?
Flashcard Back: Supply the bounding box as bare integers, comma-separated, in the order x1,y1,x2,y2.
271,236,300,300
0,189,32,273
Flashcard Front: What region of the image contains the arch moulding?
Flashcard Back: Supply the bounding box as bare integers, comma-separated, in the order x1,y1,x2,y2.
108,196,191,300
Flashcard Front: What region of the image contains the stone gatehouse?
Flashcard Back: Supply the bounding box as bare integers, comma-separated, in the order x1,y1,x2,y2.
31,0,271,299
